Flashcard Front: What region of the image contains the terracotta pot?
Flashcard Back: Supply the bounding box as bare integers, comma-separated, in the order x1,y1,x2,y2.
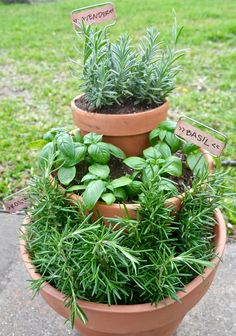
20,209,226,336
68,150,214,221
71,94,169,156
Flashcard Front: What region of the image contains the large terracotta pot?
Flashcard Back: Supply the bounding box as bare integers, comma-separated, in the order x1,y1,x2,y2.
20,209,226,336
68,150,214,221
71,95,168,156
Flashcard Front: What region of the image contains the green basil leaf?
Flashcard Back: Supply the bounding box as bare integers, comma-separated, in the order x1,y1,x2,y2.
83,132,103,145
163,156,182,177
89,164,110,179
159,129,167,141
56,132,75,159
149,128,160,145
187,152,208,175
43,131,54,142
81,173,97,183
107,143,126,159
73,130,83,143
114,187,127,201
54,151,65,168
143,147,161,160
126,180,142,196
182,143,199,155
74,144,87,163
165,132,181,152
142,165,159,184
156,142,172,159
158,120,176,132
38,142,55,176
159,179,178,194
124,157,146,170
82,180,106,210
111,176,132,189
101,193,116,205
67,185,86,192
58,166,76,185
88,143,111,164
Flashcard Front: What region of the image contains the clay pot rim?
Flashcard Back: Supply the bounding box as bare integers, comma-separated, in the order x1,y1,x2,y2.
71,94,168,118
20,209,225,313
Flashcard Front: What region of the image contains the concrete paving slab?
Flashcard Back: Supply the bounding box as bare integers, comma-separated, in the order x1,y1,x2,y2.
0,213,235,336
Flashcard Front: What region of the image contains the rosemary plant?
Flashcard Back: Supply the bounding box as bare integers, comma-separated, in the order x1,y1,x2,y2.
22,169,229,326
76,20,185,111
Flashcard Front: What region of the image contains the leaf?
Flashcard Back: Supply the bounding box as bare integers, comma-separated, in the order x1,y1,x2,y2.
81,173,97,183
114,187,127,201
56,132,75,159
88,164,110,179
142,165,159,183
143,147,161,160
163,156,182,177
107,143,126,159
73,130,83,143
111,176,132,189
74,144,87,163
67,185,86,192
101,193,116,205
159,129,167,141
165,132,181,152
124,157,146,170
159,179,178,194
88,143,111,164
58,166,76,185
28,140,48,150
156,142,172,159
187,152,208,175
149,128,160,145
83,132,103,145
126,180,142,196
182,143,199,155
159,120,176,131
38,142,55,176
82,180,106,210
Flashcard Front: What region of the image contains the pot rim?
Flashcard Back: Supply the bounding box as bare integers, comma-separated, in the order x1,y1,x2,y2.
20,209,226,313
71,94,168,118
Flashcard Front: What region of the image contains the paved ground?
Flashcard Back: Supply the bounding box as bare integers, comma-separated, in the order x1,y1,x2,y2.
0,213,235,336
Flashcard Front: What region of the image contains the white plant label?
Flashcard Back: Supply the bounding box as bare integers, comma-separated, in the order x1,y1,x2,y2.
175,120,226,157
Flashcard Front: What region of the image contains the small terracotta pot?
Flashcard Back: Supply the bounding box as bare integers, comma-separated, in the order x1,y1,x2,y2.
71,94,168,156
68,150,214,221
20,209,226,336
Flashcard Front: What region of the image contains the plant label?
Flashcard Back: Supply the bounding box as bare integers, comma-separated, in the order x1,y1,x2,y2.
71,3,116,28
175,120,226,157
3,196,29,214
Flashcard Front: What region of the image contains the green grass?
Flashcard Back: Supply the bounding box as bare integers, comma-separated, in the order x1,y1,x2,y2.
0,0,235,224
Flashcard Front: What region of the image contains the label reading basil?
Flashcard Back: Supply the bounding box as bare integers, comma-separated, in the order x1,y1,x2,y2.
175,120,226,157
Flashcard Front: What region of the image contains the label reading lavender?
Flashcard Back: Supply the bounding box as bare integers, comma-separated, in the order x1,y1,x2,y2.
175,120,226,157
4,196,29,214
72,3,116,27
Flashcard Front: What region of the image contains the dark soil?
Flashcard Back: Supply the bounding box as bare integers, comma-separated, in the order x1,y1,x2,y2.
108,157,134,179
168,151,193,194
75,95,162,115
69,154,193,200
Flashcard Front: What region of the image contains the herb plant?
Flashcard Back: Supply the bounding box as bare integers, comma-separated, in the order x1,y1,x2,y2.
76,20,185,111
23,169,227,326
34,121,209,210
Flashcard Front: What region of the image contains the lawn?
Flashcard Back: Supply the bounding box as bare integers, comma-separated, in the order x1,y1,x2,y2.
0,0,235,224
